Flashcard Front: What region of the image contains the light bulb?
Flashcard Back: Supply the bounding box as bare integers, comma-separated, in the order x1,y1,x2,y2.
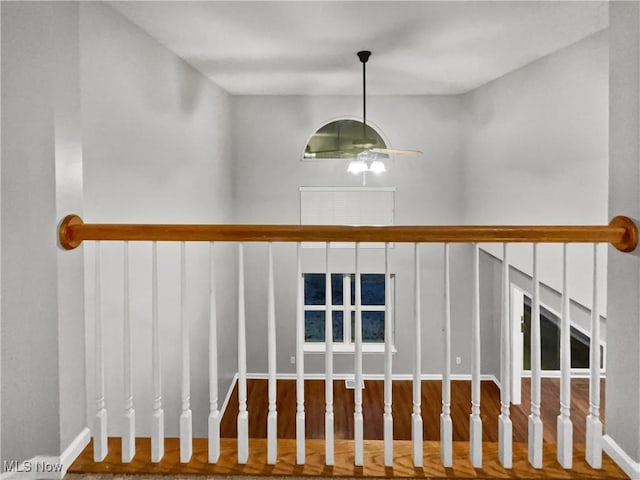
369,160,386,174
347,160,368,174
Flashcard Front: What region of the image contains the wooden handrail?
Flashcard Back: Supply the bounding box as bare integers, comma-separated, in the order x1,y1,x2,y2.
58,214,638,253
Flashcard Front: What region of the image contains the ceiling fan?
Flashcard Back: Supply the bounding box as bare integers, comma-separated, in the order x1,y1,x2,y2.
347,50,422,178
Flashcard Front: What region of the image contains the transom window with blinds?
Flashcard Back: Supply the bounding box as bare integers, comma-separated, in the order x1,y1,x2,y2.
299,187,395,248
299,187,395,352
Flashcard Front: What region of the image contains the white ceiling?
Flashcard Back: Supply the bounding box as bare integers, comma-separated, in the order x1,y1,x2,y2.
110,1,607,96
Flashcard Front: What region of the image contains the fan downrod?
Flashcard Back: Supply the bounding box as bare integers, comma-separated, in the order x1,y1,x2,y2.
357,50,371,63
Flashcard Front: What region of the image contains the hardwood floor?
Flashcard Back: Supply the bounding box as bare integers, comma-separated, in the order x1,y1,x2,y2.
68,377,624,479
68,437,627,479
220,377,604,444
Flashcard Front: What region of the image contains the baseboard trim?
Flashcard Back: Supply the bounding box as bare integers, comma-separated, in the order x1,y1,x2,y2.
1,427,90,480
603,434,640,480
520,370,606,379
245,372,500,386
59,427,91,477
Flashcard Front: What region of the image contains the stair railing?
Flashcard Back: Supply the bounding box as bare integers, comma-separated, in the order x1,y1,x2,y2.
59,214,637,470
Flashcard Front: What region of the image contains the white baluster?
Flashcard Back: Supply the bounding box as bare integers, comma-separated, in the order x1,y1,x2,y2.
499,243,513,468
354,242,364,466
237,243,249,464
208,242,221,463
586,243,603,468
267,243,278,464
344,274,351,348
470,243,482,468
179,242,192,462
557,243,573,468
296,242,305,464
151,241,165,462
528,243,543,468
94,241,108,461
384,242,394,467
412,243,423,467
440,243,452,467
122,242,135,463
325,243,334,466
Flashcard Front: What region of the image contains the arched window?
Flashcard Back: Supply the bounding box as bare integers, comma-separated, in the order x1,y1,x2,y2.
302,119,388,160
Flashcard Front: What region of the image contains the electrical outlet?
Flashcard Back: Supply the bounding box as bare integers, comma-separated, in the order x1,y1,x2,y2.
345,378,365,390
290,356,296,365
455,356,462,365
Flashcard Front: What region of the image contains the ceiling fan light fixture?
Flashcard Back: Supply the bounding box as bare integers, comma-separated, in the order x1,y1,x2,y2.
369,159,386,174
347,159,368,174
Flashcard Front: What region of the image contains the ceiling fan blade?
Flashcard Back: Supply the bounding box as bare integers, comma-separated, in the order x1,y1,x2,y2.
307,148,366,155
308,149,346,154
370,148,423,156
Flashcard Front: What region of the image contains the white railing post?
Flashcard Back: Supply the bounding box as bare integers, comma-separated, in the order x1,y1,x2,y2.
557,243,573,469
586,243,603,469
469,243,482,468
267,243,278,465
295,243,306,464
325,243,334,466
94,241,108,461
208,242,220,464
412,243,423,467
179,242,192,462
151,241,165,462
354,242,364,466
237,243,249,464
528,243,543,468
122,242,135,463
499,243,513,468
440,243,452,468
384,242,394,467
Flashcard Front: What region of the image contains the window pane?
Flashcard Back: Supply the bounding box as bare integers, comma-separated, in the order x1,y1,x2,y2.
361,274,385,305
348,274,386,305
305,311,325,342
363,311,385,342
332,311,344,342
540,309,560,370
331,273,343,306
304,120,387,159
305,310,344,342
304,274,325,305
523,303,560,370
570,331,604,369
350,311,385,343
350,274,355,305
522,301,604,370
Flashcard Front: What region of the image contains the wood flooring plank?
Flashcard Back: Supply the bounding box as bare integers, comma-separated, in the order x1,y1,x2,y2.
220,378,603,444
68,437,626,479
68,377,622,479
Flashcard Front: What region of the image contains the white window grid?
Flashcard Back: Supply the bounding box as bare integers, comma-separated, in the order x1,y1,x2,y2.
303,273,395,350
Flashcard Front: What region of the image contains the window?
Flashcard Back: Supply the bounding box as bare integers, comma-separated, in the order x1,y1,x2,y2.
302,119,387,160
522,299,604,371
303,272,394,352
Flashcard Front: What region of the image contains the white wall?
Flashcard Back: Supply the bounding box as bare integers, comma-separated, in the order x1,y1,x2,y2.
606,2,640,463
0,1,612,460
1,0,85,466
80,3,236,438
462,31,609,317
230,32,609,383
232,95,500,378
